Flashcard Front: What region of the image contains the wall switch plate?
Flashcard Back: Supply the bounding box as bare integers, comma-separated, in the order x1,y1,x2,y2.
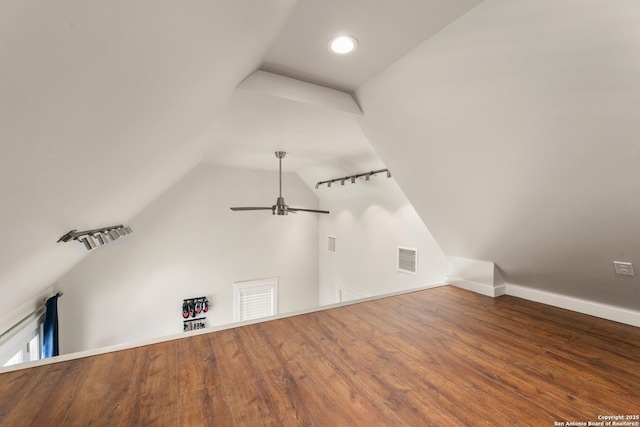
613,261,635,276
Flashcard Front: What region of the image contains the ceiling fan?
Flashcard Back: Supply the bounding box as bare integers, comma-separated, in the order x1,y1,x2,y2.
230,151,330,216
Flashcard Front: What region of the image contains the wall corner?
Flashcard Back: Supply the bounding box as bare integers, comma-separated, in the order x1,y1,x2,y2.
446,256,504,297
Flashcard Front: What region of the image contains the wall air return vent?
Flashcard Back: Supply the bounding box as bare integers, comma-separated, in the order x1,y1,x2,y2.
328,235,337,254
233,278,279,322
397,247,418,275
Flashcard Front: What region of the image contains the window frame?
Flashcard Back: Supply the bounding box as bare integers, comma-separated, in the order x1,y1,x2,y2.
0,315,43,367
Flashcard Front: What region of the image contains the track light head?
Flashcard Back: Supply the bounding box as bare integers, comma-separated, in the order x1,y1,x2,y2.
328,181,332,188
350,177,356,184
341,179,345,186
109,230,119,240
81,236,97,250
315,183,320,189
95,234,108,245
386,170,392,178
365,173,371,182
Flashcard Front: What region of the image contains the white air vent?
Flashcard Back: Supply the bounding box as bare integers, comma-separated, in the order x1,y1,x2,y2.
238,287,274,321
233,278,278,322
328,235,336,254
398,247,418,274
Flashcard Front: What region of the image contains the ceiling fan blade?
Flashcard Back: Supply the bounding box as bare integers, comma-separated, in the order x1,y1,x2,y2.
230,207,273,211
288,207,330,214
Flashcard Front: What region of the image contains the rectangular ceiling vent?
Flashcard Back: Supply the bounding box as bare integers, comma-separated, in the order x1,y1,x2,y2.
328,235,336,254
398,247,418,275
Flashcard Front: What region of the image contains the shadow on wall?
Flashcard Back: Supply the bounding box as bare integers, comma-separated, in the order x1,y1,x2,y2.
317,176,447,305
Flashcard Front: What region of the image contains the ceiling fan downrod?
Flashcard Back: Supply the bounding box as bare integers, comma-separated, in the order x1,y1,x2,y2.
276,151,286,200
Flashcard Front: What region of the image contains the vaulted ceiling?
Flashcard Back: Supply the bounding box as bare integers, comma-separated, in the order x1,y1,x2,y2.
2,0,640,316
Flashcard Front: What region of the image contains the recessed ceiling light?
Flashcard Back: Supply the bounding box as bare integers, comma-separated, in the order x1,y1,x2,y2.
328,35,358,55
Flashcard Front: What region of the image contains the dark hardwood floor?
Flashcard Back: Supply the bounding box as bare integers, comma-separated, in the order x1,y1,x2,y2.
1,285,638,426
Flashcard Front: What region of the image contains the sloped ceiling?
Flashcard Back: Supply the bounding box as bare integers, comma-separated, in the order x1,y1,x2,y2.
357,1,640,309
4,0,639,320
0,0,297,315
1,0,482,317
262,0,483,92
201,71,371,173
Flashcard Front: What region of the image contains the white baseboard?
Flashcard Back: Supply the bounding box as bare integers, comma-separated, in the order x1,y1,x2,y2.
506,284,640,328
447,277,505,297
448,278,640,328
0,282,450,374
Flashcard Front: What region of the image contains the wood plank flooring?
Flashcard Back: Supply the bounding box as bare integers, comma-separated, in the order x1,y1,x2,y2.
0,285,638,426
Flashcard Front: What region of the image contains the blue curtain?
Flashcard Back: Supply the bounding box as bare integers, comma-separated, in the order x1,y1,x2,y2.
42,295,59,358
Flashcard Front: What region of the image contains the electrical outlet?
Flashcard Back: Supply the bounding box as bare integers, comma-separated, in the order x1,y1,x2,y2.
613,261,635,276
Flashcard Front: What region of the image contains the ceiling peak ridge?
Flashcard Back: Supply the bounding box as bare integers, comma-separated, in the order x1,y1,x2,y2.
239,70,362,116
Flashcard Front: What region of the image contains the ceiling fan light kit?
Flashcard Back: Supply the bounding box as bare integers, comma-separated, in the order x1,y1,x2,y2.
230,151,330,216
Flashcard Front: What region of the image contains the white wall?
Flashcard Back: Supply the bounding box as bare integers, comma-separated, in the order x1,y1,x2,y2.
0,0,298,322
357,0,640,309
317,177,446,305
55,164,319,354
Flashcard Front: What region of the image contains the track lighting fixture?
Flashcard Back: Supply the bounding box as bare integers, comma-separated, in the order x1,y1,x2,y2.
315,168,392,190
58,224,133,251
